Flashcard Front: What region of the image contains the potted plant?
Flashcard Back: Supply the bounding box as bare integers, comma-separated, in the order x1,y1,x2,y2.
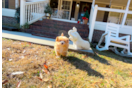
44,4,53,19
15,7,20,23
82,10,89,24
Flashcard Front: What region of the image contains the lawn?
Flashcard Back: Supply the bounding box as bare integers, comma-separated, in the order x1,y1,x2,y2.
2,38,132,88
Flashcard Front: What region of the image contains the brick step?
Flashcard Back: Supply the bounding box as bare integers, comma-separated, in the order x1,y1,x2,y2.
29,19,89,40
30,25,89,36
29,28,88,39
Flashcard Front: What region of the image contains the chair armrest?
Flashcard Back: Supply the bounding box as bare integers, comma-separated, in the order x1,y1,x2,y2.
97,32,108,47
102,32,108,37
119,35,130,40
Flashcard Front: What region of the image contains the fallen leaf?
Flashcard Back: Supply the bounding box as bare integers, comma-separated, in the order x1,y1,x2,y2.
9,59,13,61
28,42,31,45
44,64,48,69
7,48,10,50
130,72,132,75
11,72,24,75
43,78,49,82
42,69,50,74
22,50,26,53
43,61,50,72
40,73,43,79
82,55,87,59
16,81,21,88
47,85,52,88
2,80,8,84
37,77,42,81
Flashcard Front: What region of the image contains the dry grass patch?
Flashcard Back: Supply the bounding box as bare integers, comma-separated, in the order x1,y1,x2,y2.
2,38,132,88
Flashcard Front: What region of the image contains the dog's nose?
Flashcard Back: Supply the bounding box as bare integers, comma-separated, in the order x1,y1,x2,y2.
61,42,64,45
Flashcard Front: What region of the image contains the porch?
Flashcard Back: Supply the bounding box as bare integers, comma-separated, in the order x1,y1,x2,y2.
2,0,132,43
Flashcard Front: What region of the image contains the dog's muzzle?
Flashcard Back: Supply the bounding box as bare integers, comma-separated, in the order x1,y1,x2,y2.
60,41,65,45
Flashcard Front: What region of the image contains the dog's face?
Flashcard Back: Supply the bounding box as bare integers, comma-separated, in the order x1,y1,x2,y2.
56,33,69,45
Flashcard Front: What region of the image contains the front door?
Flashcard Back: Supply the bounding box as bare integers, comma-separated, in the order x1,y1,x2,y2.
60,0,73,20
78,1,92,21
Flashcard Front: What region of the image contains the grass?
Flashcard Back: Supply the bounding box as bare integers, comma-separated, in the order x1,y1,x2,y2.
2,38,132,88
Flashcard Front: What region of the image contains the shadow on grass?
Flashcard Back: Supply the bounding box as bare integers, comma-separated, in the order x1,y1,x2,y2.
93,48,132,64
62,56,104,78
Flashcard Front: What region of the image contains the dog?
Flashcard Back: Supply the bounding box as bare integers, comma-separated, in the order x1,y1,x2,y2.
54,33,69,57
68,27,90,50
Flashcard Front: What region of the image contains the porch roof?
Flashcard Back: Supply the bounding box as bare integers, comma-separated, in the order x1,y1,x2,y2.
77,0,132,7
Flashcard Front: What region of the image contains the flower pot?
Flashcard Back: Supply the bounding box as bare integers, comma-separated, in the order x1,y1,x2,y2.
45,13,51,19
83,19,88,24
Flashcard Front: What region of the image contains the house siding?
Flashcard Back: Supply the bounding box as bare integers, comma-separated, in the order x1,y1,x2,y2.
9,0,15,9
95,3,107,21
2,16,17,26
3,0,15,9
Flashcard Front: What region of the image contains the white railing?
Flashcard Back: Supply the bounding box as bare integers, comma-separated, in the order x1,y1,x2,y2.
25,1,45,24
88,0,132,42
89,5,98,42
20,0,46,26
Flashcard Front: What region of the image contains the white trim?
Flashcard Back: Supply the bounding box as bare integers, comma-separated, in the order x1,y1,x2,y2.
2,8,16,17
108,5,123,24
20,0,26,26
51,18,77,23
97,7,132,14
121,0,131,27
15,0,19,8
25,1,45,5
89,5,98,42
90,21,132,35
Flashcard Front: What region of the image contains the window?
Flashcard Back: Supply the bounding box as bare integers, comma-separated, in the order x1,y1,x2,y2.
2,0,5,8
108,6,123,24
50,0,72,20
61,0,71,19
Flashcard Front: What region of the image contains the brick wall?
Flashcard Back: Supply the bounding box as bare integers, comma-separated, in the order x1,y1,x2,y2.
2,16,17,25
29,19,89,40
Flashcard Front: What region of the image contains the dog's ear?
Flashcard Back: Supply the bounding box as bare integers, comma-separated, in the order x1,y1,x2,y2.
66,39,69,43
61,33,64,36
56,37,59,42
73,27,77,32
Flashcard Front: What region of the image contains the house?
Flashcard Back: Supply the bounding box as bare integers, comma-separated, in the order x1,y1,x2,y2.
2,0,132,46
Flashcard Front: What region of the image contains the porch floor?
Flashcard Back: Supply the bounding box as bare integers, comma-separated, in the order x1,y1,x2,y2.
2,30,94,55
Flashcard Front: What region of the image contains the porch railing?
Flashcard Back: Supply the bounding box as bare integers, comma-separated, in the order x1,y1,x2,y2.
88,0,132,42
20,0,46,26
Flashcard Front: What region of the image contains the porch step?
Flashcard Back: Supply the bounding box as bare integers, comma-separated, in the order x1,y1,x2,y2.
27,19,89,40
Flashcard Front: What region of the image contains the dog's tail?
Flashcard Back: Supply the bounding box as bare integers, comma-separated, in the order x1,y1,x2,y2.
61,33,64,36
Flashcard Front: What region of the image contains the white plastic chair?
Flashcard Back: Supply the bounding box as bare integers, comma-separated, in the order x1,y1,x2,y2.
96,23,132,57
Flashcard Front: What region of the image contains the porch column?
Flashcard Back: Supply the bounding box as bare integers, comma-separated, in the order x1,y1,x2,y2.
89,5,98,42
121,0,131,27
15,0,19,8
20,0,26,26
92,0,95,7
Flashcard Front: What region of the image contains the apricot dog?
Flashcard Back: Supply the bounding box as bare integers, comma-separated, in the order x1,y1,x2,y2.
54,33,69,57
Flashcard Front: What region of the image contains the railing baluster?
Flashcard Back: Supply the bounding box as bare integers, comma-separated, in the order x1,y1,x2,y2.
31,4,33,20
25,5,27,23
27,5,30,23
24,1,45,24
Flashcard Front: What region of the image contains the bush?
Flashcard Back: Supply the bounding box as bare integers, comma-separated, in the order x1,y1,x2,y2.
44,4,53,15
15,7,20,23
